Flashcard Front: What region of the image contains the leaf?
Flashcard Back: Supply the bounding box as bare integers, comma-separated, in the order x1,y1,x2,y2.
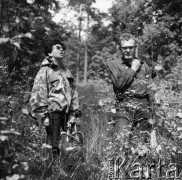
177,127,182,132
12,42,21,49
172,146,177,152
1,129,21,135
0,38,9,44
9,100,18,105
111,108,116,113
98,99,104,106
176,112,182,118
143,167,149,179
11,130,21,135
41,143,52,149
6,174,21,180
131,147,135,154
0,135,8,141
22,16,29,20
12,164,19,169
148,118,156,125
2,23,10,32
22,108,29,115
20,162,29,171
0,117,8,121
27,50,35,55
44,27,51,31
35,17,44,21
27,0,34,4
178,133,182,139
30,143,38,148
66,147,77,151
155,65,163,71
156,145,162,153
15,17,20,24
155,95,161,104
30,29,36,33
150,129,158,148
24,32,33,39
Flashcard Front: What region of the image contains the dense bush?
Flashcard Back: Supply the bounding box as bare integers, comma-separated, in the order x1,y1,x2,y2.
1,0,182,179
1,76,182,179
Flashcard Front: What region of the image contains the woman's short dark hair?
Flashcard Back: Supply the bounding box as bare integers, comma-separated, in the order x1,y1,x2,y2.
45,39,66,55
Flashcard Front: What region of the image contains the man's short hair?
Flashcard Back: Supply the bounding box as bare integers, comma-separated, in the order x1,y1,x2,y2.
119,33,138,45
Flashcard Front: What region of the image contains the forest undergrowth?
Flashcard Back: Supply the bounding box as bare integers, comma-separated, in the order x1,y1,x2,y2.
1,78,182,180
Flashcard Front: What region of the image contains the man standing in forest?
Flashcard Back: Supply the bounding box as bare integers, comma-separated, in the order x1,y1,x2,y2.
108,33,153,138
30,39,81,158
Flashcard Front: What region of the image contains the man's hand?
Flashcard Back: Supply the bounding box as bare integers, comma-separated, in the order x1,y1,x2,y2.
69,115,76,123
131,59,141,72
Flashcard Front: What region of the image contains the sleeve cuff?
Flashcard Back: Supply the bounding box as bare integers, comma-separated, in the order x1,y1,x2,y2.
128,68,136,77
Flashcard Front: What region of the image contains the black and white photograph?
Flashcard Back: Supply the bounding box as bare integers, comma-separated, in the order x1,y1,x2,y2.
0,0,182,179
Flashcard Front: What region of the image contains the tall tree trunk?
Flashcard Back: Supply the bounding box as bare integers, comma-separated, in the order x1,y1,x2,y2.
76,4,82,83
84,13,89,84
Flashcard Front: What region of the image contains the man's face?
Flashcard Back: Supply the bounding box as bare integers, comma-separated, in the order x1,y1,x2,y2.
120,39,136,61
51,44,64,59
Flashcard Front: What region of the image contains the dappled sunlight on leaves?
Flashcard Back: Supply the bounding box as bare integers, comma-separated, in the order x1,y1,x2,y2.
27,0,35,4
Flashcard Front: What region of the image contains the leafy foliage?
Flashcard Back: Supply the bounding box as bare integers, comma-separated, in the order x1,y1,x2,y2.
1,0,182,179
0,0,69,94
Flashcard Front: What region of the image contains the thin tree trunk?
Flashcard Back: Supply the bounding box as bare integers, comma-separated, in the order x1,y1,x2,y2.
0,0,2,33
76,4,82,83
84,13,89,84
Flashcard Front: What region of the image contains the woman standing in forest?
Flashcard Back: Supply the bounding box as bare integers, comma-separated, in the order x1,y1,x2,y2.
30,39,81,158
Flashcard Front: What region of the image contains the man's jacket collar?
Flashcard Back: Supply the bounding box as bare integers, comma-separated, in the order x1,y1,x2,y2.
115,51,131,67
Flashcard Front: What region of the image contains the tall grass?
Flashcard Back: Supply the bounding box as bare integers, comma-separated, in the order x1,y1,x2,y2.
75,81,113,179
0,80,115,180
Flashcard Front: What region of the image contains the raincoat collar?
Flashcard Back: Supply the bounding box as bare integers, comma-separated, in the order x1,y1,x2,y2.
41,56,66,69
